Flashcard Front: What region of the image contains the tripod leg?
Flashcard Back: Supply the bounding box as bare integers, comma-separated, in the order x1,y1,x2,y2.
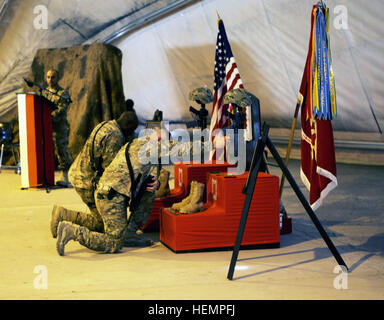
266,137,348,270
0,144,4,173
227,128,268,280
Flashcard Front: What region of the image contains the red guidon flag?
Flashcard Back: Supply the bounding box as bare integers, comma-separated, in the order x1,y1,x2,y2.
299,4,338,211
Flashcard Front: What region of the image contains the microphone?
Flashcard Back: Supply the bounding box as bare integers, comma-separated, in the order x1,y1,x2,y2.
23,78,44,91
23,78,34,87
23,78,72,104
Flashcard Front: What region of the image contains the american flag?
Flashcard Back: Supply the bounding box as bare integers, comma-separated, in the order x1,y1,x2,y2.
209,18,244,161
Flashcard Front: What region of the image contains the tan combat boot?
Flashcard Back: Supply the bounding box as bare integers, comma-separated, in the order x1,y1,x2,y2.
124,232,155,247
179,182,205,214
56,221,81,256
50,205,79,238
155,169,170,198
171,180,197,212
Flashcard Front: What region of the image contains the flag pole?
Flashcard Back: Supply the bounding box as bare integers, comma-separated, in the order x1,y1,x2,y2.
279,93,303,199
216,10,221,22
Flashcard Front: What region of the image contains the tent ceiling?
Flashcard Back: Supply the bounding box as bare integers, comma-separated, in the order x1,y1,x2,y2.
0,0,196,120
0,0,383,136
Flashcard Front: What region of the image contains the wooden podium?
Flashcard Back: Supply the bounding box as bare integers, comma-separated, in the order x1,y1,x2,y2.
17,93,55,189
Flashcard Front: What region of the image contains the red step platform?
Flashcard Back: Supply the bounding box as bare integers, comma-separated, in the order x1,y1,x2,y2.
141,161,235,231
160,171,280,252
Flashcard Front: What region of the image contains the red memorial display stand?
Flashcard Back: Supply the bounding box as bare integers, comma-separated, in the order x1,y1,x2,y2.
17,93,55,189
142,161,236,231
160,171,280,252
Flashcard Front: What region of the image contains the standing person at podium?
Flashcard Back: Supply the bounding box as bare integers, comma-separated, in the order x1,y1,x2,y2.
42,69,73,187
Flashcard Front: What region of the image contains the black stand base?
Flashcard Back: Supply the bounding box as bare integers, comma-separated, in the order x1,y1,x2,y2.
227,123,348,280
21,183,54,193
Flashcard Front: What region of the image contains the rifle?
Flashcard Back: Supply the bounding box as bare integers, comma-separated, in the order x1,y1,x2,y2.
125,142,156,213
129,174,155,213
189,102,209,163
223,103,267,170
189,102,208,130
223,104,246,157
224,104,246,131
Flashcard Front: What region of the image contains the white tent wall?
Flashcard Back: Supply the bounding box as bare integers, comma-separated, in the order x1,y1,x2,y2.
113,0,384,135
0,0,383,139
0,0,193,120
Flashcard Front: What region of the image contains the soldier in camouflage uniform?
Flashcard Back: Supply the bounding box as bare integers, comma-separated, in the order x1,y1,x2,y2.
56,128,163,255
50,111,138,238
42,69,73,186
56,126,211,255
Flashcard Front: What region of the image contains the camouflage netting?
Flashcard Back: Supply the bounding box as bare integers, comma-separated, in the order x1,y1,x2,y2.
22,43,126,161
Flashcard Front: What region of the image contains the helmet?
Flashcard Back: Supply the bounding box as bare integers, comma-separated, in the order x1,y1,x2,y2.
224,89,253,107
188,87,213,104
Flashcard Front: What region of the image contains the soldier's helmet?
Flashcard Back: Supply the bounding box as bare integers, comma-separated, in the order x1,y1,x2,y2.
224,89,252,107
188,87,214,104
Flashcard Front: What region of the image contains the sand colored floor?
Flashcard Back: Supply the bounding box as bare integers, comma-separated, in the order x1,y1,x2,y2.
0,160,383,300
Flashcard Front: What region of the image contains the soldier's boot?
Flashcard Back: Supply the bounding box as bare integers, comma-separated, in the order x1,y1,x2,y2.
179,182,205,214
171,180,197,212
155,169,171,198
56,170,70,187
56,221,121,256
56,221,82,256
124,232,155,247
51,205,103,238
51,205,77,238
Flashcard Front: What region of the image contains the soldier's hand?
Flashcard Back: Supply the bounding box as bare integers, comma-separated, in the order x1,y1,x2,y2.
146,177,160,192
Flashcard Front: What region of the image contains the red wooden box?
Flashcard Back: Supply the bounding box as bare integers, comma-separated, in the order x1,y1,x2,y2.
142,161,235,231
160,171,280,252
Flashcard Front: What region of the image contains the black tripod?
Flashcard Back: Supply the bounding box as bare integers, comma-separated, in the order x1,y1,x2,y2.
227,123,348,280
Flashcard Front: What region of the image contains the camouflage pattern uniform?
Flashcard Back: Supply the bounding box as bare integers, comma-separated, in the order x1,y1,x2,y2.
64,137,155,253
42,86,72,171
188,87,214,104
67,120,126,232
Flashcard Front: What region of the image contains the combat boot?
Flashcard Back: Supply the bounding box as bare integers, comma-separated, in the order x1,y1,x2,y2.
56,170,70,187
56,221,81,256
155,169,170,198
50,205,79,238
51,205,104,238
179,182,205,214
124,232,155,247
171,180,197,212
